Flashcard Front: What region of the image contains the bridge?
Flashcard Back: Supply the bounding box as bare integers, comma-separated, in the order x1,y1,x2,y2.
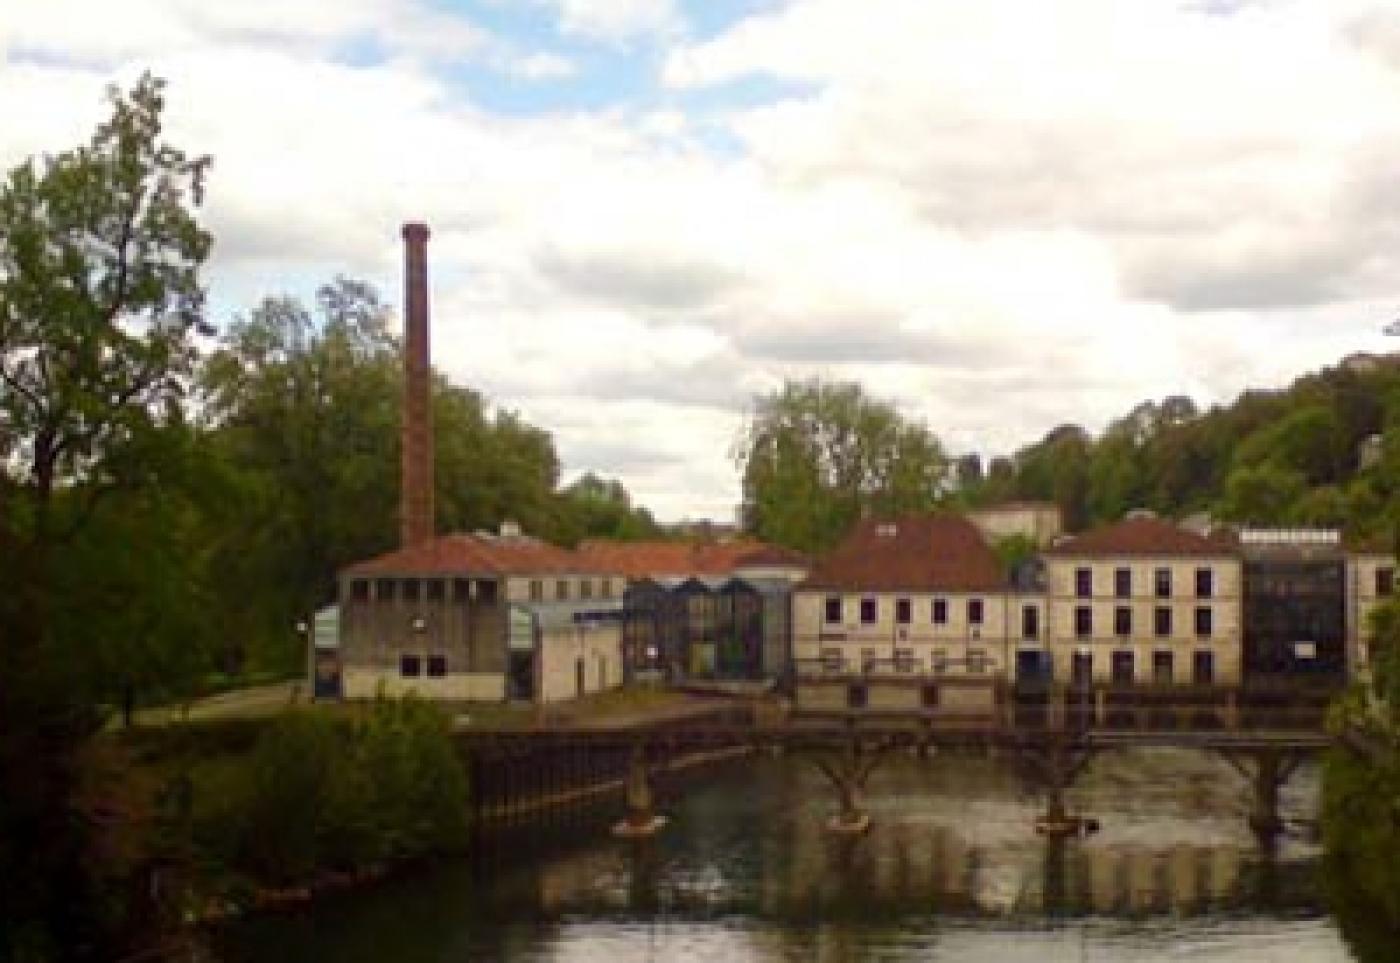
454,680,1344,846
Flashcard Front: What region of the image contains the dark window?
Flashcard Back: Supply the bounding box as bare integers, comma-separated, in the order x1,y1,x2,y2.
478,581,498,604
1195,606,1212,638
580,579,593,600
1154,606,1172,638
896,597,912,624
1155,567,1172,599
403,579,421,601
1114,567,1132,598
1193,650,1215,684
452,578,472,602
1114,606,1132,638
1153,650,1173,684
1022,605,1039,639
1075,567,1093,598
600,578,614,599
825,596,843,623
894,648,915,672
1378,567,1395,597
426,579,445,601
968,599,984,625
932,649,948,673
1072,651,1093,686
1074,606,1092,639
556,580,570,601
351,579,370,601
400,654,422,678
376,578,396,601
426,655,447,678
860,597,878,624
847,684,868,709
1195,567,1214,599
921,684,940,708
1111,650,1135,684
932,598,948,624
821,648,843,672
529,580,543,602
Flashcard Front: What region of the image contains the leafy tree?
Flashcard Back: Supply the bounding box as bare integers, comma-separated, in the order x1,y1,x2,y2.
553,472,660,545
1217,463,1308,524
735,378,949,551
0,73,211,961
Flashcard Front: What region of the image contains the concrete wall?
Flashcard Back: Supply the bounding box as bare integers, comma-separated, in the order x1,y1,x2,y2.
538,623,623,703
1348,552,1398,672
505,574,622,605
342,667,505,701
969,504,1062,547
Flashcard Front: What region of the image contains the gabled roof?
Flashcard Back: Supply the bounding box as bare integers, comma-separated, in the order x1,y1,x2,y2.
733,544,810,569
800,514,1006,593
344,533,614,577
1044,517,1238,558
574,538,797,578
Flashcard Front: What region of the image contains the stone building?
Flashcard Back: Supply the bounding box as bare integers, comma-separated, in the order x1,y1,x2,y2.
967,501,1063,548
338,527,624,703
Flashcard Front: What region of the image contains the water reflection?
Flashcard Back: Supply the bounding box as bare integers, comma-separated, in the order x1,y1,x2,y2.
214,751,1367,962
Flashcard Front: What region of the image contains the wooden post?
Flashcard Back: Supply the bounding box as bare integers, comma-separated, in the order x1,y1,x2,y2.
613,742,667,838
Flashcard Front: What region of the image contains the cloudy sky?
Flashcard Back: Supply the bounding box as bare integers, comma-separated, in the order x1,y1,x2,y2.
5,0,1400,521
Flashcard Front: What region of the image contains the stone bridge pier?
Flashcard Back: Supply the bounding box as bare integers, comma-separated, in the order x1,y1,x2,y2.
1218,747,1309,848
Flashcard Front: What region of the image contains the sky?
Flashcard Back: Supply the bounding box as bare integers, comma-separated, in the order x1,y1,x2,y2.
5,0,1400,523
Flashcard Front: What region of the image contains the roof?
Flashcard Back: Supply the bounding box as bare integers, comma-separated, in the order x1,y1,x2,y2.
574,538,797,578
1044,517,1239,559
733,544,810,569
344,532,616,577
799,514,1006,593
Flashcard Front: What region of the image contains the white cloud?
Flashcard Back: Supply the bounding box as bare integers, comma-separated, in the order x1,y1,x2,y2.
542,0,683,42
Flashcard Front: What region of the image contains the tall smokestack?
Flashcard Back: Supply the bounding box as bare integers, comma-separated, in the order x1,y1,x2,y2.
400,221,434,547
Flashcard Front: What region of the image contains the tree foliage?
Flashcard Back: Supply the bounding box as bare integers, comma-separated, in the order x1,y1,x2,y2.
736,378,949,552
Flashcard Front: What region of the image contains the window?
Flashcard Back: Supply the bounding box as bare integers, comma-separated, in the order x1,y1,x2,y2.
403,579,421,601
1154,567,1172,599
1378,567,1395,597
1072,651,1093,686
529,580,543,602
967,650,988,674
478,581,498,604
1114,567,1132,598
968,598,984,625
1194,606,1212,638
896,597,912,624
1195,567,1213,599
400,654,422,678
921,684,940,708
1111,651,1135,684
894,648,915,673
860,648,878,673
824,596,843,624
821,648,843,673
452,578,472,602
580,579,593,600
600,578,614,599
426,655,447,678
932,598,948,624
1152,650,1173,684
1075,567,1093,598
1074,606,1092,639
1022,605,1039,639
847,684,868,709
1154,606,1172,638
351,579,370,602
860,597,878,624
556,580,570,601
1114,606,1132,639
426,579,445,601
932,649,948,673
1193,650,1215,684
376,578,396,601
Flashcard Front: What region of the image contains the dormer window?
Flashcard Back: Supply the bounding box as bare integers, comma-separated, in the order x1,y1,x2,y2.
876,523,898,538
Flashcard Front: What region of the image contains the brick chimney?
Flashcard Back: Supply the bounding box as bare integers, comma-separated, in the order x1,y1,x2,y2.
400,221,434,547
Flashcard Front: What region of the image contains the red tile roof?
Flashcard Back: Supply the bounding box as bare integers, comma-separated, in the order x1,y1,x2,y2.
574,539,787,578
799,514,1006,592
344,533,615,577
1045,517,1238,558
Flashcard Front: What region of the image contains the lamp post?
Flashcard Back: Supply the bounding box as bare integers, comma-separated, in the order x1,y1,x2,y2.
295,618,311,704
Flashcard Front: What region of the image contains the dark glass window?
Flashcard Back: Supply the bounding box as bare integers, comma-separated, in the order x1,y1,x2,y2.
860,597,878,624
400,654,421,678
1155,567,1172,598
1193,650,1214,684
403,579,421,601
1154,606,1172,638
1378,567,1395,597
478,580,498,604
426,655,447,678
529,580,543,602
1195,606,1212,638
351,579,370,601
1075,567,1093,598
580,579,593,600
1022,605,1039,639
426,579,445,601
1114,606,1132,638
896,598,912,624
600,578,614,599
1074,606,1092,639
556,580,570,601
847,684,868,709
1072,651,1093,686
968,599,984,625
1114,567,1132,598
452,578,472,602
921,684,940,708
825,596,843,623
376,578,396,601
1111,650,1135,684
1153,650,1173,684
932,598,948,624
1195,567,1213,599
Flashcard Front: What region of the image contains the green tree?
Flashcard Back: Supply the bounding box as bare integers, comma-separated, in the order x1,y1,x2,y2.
553,472,661,545
0,73,212,961
735,378,949,552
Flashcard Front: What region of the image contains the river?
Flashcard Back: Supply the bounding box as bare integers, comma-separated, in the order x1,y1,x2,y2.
211,747,1392,961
